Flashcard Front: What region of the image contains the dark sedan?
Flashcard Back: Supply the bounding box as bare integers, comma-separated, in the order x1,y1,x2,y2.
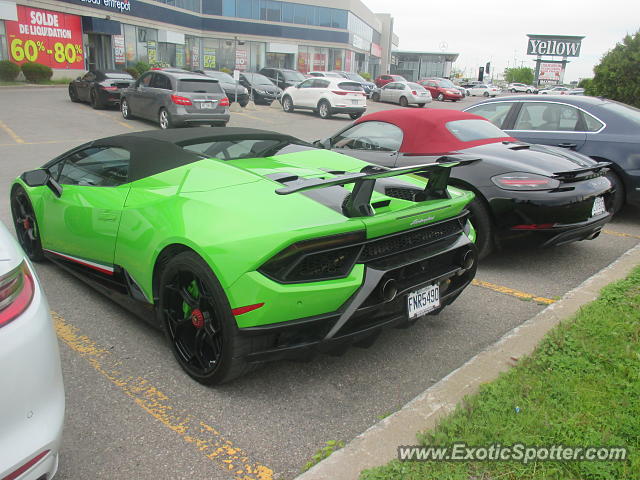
238,72,282,105
68,70,134,109
464,95,640,212
333,71,376,97
315,109,614,259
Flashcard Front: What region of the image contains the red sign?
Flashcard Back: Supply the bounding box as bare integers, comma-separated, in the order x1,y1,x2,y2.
5,6,84,69
370,43,382,58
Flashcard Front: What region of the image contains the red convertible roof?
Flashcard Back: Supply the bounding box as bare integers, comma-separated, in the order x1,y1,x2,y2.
353,109,515,155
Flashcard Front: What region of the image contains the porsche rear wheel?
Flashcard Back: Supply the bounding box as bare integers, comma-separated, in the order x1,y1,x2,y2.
90,90,102,109
467,196,494,260
10,186,44,262
69,86,80,103
158,251,257,385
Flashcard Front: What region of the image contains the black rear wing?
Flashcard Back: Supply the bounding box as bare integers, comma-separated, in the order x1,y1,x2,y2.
552,161,611,181
276,156,479,218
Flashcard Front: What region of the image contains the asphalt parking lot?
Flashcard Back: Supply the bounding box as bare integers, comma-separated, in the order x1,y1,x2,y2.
1,87,638,480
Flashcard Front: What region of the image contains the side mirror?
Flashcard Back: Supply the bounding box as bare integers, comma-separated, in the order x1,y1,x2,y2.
47,177,63,198
21,169,49,187
313,138,331,149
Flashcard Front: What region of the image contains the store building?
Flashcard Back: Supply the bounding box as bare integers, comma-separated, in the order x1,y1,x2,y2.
391,50,459,81
0,0,395,79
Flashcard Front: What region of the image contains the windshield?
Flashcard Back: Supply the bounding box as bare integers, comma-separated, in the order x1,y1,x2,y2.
436,79,455,88
392,75,406,81
601,102,640,127
244,73,273,86
182,138,304,160
408,82,426,91
283,70,306,81
178,80,223,94
446,119,510,142
346,73,367,83
204,71,235,83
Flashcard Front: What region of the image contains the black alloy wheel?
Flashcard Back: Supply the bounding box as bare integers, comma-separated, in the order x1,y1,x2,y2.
10,187,44,262
69,85,80,103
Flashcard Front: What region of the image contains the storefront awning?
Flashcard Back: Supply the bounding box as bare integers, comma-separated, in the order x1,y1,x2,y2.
82,16,121,35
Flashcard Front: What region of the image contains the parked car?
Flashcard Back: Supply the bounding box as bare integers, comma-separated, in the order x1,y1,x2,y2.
508,83,538,94
419,78,463,102
281,77,367,119
259,67,306,90
539,86,571,95
374,74,407,88
308,71,343,78
68,70,134,109
238,72,282,105
315,109,614,259
333,71,376,97
196,70,250,106
568,88,585,95
371,81,432,107
10,127,478,384
0,218,64,480
464,95,640,211
120,70,230,129
467,84,501,97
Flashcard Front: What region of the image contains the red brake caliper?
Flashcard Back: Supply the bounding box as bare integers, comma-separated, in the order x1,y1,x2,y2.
191,309,205,329
22,218,30,230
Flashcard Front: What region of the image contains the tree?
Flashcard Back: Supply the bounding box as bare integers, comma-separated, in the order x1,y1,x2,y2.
504,67,534,85
578,78,592,90
588,31,640,107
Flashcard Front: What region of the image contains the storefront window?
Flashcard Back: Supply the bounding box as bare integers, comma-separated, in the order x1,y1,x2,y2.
222,0,235,16
185,35,200,70
249,41,265,71
136,27,158,65
261,1,281,21
0,22,7,61
329,48,344,71
202,38,219,69
311,46,328,71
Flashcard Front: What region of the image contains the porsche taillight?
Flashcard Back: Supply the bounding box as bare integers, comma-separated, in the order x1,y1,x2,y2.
0,261,35,328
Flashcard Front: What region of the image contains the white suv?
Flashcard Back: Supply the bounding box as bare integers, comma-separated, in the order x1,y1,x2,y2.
281,77,367,119
508,83,537,93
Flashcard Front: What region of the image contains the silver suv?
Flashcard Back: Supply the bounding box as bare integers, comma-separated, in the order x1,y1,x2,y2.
120,70,230,129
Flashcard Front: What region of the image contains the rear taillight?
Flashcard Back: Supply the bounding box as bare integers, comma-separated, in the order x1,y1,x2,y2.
491,173,560,191
170,95,193,106
331,90,348,95
412,90,417,95
0,261,35,328
218,97,230,107
2,450,50,480
101,86,118,91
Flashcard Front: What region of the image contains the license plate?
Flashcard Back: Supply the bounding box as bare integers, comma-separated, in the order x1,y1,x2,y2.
200,102,213,109
351,99,360,104
407,284,440,319
591,196,606,216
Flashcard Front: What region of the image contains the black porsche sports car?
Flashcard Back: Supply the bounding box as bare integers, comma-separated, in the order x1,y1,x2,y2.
317,109,614,259
68,70,134,109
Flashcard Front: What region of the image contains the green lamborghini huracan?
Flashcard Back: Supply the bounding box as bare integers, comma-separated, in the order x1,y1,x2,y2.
11,128,478,385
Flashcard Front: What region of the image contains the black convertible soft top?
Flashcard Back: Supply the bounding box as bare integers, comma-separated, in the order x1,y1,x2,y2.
49,128,306,183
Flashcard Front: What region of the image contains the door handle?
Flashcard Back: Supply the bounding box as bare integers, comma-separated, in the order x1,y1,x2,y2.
557,143,577,149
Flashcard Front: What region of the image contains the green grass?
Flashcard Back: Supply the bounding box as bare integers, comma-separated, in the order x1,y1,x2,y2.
302,440,345,473
361,266,640,480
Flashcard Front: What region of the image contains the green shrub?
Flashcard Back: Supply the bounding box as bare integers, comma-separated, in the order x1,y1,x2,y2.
125,67,139,79
0,60,21,81
21,62,53,83
578,78,592,90
134,61,150,76
358,71,372,81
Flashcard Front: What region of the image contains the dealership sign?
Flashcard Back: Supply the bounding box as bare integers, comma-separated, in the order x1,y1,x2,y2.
5,6,84,69
526,35,584,57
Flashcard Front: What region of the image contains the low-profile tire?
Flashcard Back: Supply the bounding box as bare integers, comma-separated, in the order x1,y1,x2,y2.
399,96,409,107
318,100,332,119
483,91,490,97
121,98,132,119
605,170,625,214
372,92,380,102
158,251,260,385
158,108,173,129
10,186,44,262
69,86,80,103
437,93,445,101
349,112,363,120
239,98,249,107
466,196,494,260
526,89,532,93
282,95,294,113
90,89,102,110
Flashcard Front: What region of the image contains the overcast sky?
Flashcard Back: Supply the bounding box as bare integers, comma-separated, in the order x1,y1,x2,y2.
364,0,639,82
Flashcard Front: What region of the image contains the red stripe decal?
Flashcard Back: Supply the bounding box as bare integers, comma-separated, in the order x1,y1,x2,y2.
45,250,114,276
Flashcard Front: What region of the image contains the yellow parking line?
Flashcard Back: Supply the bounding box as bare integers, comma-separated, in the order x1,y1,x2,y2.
234,111,266,122
603,229,640,240
0,139,86,147
472,279,556,305
0,120,25,144
52,312,274,480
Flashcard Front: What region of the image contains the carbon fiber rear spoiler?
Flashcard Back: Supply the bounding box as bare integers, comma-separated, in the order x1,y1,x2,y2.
276,156,479,218
552,161,610,179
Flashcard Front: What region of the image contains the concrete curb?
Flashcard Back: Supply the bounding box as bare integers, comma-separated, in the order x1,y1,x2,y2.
295,243,640,480
0,84,67,88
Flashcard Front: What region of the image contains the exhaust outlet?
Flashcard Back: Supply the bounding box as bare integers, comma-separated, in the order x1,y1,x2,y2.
461,249,476,270
380,279,398,302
